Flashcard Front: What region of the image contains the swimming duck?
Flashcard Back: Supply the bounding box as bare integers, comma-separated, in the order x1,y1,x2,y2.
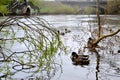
65,28,71,33
57,28,71,36
57,30,65,35
118,50,120,53
71,52,90,65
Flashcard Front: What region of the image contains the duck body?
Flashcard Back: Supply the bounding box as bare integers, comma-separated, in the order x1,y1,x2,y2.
57,28,71,36
118,50,120,53
71,52,90,65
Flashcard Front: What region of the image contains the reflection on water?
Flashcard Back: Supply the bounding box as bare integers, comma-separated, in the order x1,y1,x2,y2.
0,15,120,80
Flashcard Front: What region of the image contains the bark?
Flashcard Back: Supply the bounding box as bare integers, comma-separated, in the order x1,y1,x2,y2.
96,0,101,38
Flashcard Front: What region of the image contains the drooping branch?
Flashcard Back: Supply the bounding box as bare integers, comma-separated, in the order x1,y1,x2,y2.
93,28,120,45
0,16,63,79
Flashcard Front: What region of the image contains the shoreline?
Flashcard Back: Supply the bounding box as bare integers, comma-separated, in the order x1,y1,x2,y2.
0,12,119,17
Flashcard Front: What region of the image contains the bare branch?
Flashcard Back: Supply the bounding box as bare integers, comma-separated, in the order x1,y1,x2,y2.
93,28,120,44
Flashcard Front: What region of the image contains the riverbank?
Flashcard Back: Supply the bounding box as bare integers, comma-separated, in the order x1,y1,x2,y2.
0,11,118,17
0,13,119,17
0,0,120,17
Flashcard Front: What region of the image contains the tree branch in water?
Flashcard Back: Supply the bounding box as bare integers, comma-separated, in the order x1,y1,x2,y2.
93,28,120,45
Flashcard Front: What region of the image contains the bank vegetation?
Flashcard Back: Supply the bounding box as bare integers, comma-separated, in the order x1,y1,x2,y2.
0,0,120,16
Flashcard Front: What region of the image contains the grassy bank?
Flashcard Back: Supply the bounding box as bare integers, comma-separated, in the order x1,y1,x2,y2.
0,0,120,16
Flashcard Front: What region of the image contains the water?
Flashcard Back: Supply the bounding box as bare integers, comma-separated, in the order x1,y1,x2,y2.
0,15,120,80
38,15,120,80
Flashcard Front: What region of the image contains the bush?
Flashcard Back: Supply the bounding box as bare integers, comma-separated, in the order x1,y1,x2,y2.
0,5,9,16
80,7,96,14
0,0,12,16
106,0,120,14
40,3,78,14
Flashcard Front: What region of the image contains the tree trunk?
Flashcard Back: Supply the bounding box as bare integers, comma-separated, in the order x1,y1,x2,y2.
96,0,101,38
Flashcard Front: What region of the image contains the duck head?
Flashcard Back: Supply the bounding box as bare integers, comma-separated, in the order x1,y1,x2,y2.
71,52,79,62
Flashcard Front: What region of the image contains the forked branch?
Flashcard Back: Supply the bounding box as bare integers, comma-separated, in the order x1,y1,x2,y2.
93,28,120,45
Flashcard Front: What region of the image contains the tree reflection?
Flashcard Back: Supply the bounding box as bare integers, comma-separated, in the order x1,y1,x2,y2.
95,51,100,80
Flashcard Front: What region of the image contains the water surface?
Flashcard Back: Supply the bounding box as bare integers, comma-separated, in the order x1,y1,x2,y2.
0,15,120,80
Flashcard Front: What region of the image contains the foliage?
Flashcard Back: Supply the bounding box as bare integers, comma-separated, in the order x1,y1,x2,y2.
58,5,73,14
0,0,12,15
80,7,96,14
106,0,120,14
0,5,9,16
72,5,80,14
0,16,63,79
29,0,44,8
40,3,78,14
0,0,12,5
0,0,44,15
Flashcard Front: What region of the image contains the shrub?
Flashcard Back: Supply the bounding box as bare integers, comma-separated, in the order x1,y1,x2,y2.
81,7,96,14
0,5,9,16
106,0,120,14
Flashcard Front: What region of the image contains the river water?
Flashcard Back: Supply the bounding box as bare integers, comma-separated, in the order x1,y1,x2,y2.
39,15,120,80
0,15,120,80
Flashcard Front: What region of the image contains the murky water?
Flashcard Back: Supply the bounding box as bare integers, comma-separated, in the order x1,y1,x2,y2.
0,15,120,80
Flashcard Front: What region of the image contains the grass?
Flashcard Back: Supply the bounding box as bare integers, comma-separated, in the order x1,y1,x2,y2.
40,6,78,14
0,5,9,16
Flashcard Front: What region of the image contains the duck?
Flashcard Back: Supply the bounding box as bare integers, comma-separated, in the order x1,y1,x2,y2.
57,28,71,36
118,50,120,53
71,52,90,65
65,28,71,33
57,30,65,35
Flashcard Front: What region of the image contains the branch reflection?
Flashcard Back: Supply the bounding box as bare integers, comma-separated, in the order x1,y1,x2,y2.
95,51,100,80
